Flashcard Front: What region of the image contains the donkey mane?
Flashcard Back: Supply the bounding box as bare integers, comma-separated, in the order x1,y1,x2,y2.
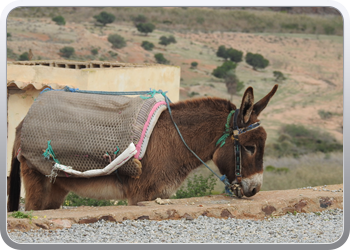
170,97,236,112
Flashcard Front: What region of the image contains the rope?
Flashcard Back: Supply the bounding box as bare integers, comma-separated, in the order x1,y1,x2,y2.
43,140,60,164
216,110,235,148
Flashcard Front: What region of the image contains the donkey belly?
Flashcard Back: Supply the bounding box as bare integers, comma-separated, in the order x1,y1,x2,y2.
56,175,125,201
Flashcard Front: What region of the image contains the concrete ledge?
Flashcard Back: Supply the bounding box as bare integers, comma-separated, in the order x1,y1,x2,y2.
7,184,343,232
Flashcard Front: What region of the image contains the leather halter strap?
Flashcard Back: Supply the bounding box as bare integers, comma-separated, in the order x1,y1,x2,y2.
232,109,261,184
232,110,242,183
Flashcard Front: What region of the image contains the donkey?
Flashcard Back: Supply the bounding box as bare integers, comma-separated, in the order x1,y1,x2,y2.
7,85,278,211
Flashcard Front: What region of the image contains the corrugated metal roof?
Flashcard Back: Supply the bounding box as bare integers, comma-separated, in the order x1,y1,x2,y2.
8,60,157,69
7,80,68,91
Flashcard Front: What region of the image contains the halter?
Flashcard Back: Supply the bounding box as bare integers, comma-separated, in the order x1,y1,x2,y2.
217,108,261,198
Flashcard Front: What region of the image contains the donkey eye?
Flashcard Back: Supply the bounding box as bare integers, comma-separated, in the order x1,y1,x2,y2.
243,145,256,155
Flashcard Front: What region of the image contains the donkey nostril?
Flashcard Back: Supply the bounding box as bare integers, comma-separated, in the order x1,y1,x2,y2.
251,188,257,195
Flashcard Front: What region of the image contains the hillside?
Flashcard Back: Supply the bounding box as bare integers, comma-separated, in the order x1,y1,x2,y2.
6,8,343,144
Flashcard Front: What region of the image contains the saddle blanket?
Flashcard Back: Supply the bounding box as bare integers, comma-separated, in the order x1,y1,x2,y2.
20,90,167,179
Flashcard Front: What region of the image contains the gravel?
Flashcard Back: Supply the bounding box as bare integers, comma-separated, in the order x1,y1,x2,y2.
8,208,343,244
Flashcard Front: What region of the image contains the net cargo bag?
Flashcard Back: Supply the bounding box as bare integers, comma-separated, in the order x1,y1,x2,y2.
19,89,167,180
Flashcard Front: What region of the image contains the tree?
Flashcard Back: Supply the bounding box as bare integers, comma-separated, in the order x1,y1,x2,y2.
216,45,229,60
159,36,170,46
227,48,243,63
225,70,244,101
18,52,29,61
245,52,269,70
154,53,169,64
132,14,147,24
91,48,98,55
273,71,287,82
52,16,66,25
93,11,116,26
136,22,155,36
159,35,177,47
141,41,154,51
108,34,126,49
212,61,237,78
59,46,75,58
191,61,198,69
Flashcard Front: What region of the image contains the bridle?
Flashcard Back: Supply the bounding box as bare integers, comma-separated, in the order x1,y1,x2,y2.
217,108,261,198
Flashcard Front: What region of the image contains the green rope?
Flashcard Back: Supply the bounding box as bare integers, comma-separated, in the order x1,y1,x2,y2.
43,140,60,164
216,110,235,148
113,146,120,155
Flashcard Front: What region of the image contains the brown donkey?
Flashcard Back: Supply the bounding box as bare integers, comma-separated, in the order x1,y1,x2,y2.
7,85,278,211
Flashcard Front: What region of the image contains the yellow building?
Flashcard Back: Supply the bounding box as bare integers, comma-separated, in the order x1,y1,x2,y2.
7,60,180,176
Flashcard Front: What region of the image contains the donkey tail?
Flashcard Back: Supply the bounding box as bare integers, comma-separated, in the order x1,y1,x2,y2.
7,155,21,212
7,120,23,212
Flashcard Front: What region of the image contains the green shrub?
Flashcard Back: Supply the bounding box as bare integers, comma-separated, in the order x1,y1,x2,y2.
227,48,243,63
159,35,176,46
245,52,269,70
136,22,155,35
64,192,127,206
323,24,335,35
108,34,126,49
18,52,29,61
267,124,343,158
132,14,147,24
187,91,200,97
173,174,216,199
190,61,198,68
318,110,333,119
52,15,66,25
154,53,169,64
9,211,33,220
7,48,17,59
91,48,98,55
212,61,237,78
273,71,287,82
141,41,154,51
216,45,229,60
59,46,75,58
94,11,115,26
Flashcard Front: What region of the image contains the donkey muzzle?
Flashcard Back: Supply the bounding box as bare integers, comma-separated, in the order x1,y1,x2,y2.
231,183,244,198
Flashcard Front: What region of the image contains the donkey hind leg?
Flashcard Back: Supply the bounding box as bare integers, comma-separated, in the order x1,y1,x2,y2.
21,161,68,210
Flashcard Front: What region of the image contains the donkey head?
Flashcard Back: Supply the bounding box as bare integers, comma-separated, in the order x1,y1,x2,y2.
213,85,278,198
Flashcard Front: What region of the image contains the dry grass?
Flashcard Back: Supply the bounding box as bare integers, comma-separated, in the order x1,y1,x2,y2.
9,7,343,35
262,152,343,191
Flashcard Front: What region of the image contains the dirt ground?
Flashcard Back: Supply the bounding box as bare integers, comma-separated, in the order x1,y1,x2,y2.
7,184,343,232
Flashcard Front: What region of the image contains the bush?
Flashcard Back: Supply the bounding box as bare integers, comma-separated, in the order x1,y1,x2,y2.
59,46,75,58
216,45,229,60
64,192,127,206
159,35,177,46
136,22,155,35
268,124,343,158
132,14,147,24
318,110,333,119
52,15,66,25
273,71,286,82
227,48,243,63
91,48,98,55
108,34,126,49
245,52,269,70
154,53,169,64
18,52,29,61
141,41,154,51
191,61,198,69
94,11,116,26
173,174,216,199
212,61,237,78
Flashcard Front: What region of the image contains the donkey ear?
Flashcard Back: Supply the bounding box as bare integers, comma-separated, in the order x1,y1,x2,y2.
239,86,255,124
253,84,278,117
